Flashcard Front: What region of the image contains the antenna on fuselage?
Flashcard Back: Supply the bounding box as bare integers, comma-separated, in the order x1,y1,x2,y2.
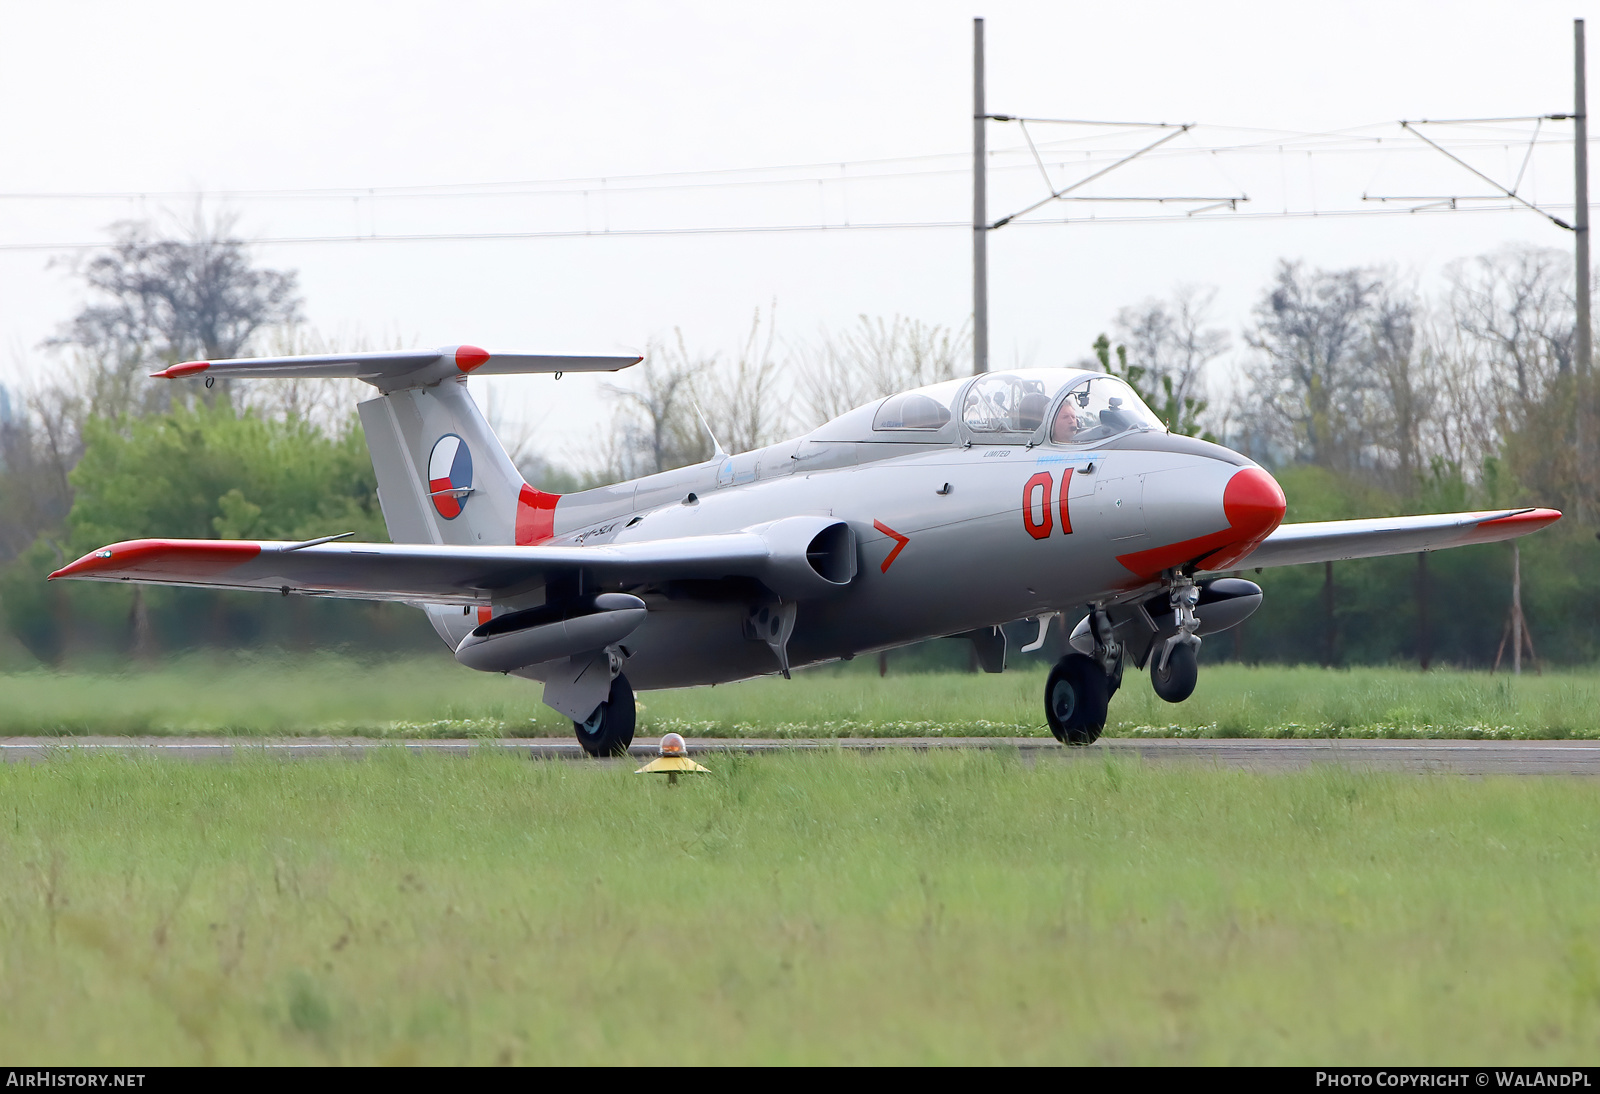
691,397,728,459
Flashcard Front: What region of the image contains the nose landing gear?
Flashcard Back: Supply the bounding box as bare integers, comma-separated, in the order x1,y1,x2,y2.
1151,576,1202,704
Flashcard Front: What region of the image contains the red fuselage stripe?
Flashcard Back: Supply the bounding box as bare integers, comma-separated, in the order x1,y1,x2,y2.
516,484,560,545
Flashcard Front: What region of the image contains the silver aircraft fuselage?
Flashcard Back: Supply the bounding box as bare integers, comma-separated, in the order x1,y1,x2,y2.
421,368,1285,690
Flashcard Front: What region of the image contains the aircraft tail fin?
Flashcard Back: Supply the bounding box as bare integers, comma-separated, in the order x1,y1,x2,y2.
357,381,549,548
153,345,640,548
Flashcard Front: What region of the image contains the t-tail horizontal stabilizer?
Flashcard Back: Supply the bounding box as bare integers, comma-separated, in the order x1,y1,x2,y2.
150,345,641,391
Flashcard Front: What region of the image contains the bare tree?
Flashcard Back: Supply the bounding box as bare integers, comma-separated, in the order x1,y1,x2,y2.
1245,262,1391,472
586,310,968,483
234,324,380,432
47,210,302,419
598,336,714,481
1110,285,1228,437
0,384,72,566
700,308,787,454
1445,244,1573,409
1424,312,1499,476
0,212,305,569
1438,245,1580,506
1366,288,1440,489
795,315,969,426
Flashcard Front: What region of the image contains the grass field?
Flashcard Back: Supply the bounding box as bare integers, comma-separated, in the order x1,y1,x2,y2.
1,749,1596,1065
2,654,1600,738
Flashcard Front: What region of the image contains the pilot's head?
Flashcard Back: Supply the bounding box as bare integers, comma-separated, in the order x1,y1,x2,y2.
1051,399,1080,442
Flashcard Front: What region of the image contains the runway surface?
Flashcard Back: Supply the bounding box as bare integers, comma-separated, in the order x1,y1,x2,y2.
3,736,1600,774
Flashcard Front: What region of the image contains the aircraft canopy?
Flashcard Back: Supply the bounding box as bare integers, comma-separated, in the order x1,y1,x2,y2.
955,370,1166,441
1048,375,1167,444
836,369,1168,445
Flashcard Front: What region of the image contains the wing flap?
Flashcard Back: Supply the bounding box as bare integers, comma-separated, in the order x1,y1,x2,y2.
49,533,771,605
1228,507,1561,570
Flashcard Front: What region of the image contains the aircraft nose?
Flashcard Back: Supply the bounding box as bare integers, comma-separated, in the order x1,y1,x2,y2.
1204,466,1286,569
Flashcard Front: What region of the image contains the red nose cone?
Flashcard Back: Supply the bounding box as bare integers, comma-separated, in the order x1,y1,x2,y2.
1225,467,1286,537
1206,467,1286,569
1114,465,1287,580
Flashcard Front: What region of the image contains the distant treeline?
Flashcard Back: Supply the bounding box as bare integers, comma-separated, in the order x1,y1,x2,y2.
0,217,1593,669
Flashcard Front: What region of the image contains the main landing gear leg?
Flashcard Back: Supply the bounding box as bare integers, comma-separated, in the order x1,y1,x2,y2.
1151,574,1201,704
573,671,636,757
1046,606,1121,746
1091,606,1123,699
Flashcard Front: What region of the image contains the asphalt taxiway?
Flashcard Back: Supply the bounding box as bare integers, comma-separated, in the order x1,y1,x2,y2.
2,736,1598,774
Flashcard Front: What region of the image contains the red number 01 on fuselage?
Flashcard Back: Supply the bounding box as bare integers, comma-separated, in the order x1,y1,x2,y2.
1023,468,1075,539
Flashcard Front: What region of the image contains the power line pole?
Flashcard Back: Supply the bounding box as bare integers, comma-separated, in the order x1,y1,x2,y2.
965,19,1237,376
1576,18,1592,519
973,17,989,375
1493,541,1540,674
1512,542,1523,676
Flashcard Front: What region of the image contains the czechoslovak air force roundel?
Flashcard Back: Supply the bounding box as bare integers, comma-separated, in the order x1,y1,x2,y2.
427,434,473,519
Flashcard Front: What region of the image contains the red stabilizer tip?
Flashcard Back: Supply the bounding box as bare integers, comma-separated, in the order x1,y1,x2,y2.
150,361,210,379
455,345,491,372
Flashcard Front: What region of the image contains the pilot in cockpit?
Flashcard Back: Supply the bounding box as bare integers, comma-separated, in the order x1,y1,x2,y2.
1051,396,1081,443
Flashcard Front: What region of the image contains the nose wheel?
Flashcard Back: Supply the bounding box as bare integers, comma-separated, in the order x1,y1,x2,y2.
1151,575,1202,704
1151,642,1199,703
1045,654,1109,745
573,672,636,756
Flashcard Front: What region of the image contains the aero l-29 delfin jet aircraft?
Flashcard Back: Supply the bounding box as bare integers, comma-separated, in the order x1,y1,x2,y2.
51,348,1561,754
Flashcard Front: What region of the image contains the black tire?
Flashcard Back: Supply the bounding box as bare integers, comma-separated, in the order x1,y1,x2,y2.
1045,654,1108,745
573,673,636,757
1150,642,1199,704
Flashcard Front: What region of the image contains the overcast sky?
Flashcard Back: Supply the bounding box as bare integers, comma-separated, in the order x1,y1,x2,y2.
0,0,1594,466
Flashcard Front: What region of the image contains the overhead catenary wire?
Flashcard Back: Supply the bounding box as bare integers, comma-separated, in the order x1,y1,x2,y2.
0,199,1576,255
0,114,1585,253
1397,119,1575,228
0,123,1588,205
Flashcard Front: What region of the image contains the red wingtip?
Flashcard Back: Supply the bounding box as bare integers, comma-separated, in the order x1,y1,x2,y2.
49,548,115,580
48,539,260,581
455,345,491,373
1477,508,1563,531
150,360,210,379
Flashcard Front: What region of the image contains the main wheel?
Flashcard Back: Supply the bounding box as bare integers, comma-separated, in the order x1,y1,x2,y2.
1045,654,1109,745
1151,642,1199,704
573,673,636,757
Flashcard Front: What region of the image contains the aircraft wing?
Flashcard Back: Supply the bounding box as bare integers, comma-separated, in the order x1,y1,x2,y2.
47,533,776,606
1226,507,1561,570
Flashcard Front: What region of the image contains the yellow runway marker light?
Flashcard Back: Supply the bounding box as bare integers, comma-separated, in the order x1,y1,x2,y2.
636,733,709,784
